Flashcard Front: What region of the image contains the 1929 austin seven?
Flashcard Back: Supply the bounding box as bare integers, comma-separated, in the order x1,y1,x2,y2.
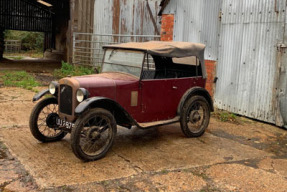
29,41,214,161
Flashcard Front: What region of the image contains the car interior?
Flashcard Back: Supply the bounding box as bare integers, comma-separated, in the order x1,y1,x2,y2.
141,54,202,79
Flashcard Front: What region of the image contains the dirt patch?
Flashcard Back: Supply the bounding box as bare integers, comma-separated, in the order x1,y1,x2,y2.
0,58,61,73
33,73,57,86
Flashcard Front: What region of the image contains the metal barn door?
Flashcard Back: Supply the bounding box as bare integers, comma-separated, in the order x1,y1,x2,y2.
215,0,287,126
277,8,287,127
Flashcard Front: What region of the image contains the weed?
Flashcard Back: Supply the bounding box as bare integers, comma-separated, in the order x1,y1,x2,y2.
53,61,96,78
213,110,238,123
1,71,40,91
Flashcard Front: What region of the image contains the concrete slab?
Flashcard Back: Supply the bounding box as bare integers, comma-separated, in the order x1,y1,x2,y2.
206,164,287,192
0,127,138,188
114,124,272,172
258,157,287,177
0,88,37,128
0,123,272,189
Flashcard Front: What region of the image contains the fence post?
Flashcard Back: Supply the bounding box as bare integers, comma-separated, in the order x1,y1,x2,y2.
72,32,76,65
0,28,4,60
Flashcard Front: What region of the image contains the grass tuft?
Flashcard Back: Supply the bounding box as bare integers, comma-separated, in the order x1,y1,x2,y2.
53,61,96,78
2,71,40,91
212,110,238,123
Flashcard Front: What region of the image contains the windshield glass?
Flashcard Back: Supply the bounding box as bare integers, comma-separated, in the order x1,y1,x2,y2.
102,49,144,77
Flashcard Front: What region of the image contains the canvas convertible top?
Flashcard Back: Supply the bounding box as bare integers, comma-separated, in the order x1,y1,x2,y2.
103,41,207,78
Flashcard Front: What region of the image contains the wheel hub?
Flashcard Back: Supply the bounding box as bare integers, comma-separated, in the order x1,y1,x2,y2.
46,113,59,128
87,127,101,141
189,111,201,123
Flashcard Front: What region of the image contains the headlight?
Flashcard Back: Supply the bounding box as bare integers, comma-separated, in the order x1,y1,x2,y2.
76,88,89,102
49,81,58,95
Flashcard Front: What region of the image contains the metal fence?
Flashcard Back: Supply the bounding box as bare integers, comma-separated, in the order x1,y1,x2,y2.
4,40,21,53
72,32,161,67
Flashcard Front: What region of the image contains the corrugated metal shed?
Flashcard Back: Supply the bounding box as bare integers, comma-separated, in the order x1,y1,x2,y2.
161,0,287,127
161,0,222,61
215,0,286,126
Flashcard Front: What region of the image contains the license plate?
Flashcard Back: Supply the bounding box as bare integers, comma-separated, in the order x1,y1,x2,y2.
56,117,74,129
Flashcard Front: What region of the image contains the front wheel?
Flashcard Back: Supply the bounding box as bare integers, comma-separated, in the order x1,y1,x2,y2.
180,96,210,137
71,108,117,161
29,97,67,142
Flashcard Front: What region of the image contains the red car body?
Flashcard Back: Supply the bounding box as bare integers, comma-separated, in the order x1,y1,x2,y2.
30,41,213,161
73,73,206,123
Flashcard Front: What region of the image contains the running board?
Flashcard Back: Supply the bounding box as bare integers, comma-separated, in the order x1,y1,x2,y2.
137,116,180,129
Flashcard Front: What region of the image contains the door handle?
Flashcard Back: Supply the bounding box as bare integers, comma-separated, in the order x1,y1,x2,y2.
172,86,178,90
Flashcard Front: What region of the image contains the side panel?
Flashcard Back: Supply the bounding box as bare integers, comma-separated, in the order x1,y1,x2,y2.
139,77,205,123
115,81,143,121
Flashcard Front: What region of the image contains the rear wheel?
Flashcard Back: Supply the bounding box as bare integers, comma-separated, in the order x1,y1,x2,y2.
71,108,117,161
180,96,210,137
29,97,67,142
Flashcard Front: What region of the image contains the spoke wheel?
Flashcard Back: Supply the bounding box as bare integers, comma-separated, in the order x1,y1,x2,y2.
71,108,117,161
29,97,67,142
180,96,210,137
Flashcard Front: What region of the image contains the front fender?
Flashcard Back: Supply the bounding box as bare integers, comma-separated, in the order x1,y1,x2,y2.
75,97,136,127
33,89,50,102
75,97,107,114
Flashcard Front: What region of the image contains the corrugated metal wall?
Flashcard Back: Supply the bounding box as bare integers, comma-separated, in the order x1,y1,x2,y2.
215,0,286,125
162,0,287,126
94,0,161,36
162,0,222,61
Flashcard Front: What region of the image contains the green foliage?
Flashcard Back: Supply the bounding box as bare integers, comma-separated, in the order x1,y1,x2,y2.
213,111,237,123
2,71,40,91
4,30,44,51
53,61,95,78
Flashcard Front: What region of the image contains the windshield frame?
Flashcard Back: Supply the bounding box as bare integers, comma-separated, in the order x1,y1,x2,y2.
101,48,146,78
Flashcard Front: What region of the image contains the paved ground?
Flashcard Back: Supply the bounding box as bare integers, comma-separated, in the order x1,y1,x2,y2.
0,87,287,192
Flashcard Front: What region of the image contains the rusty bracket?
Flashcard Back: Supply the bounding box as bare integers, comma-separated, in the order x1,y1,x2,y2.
275,0,279,13
277,43,287,52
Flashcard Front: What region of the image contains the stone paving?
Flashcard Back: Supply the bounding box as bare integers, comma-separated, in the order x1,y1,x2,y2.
0,87,287,192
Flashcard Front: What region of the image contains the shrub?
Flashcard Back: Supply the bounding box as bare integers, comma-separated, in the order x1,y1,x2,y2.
53,61,96,78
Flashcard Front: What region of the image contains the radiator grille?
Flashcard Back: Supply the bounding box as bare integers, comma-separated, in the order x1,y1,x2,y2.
59,85,72,115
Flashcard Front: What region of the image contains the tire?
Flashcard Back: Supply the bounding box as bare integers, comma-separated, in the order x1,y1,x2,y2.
180,95,210,137
71,108,117,161
29,97,67,142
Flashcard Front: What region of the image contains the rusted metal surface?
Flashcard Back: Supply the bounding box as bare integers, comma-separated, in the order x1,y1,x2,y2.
71,0,161,65
58,77,80,122
94,0,161,37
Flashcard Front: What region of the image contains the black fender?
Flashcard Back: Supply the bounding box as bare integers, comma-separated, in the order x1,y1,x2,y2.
33,89,50,102
177,87,214,115
75,97,136,127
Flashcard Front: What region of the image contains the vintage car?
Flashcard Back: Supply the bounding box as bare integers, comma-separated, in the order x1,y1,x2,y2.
29,41,214,161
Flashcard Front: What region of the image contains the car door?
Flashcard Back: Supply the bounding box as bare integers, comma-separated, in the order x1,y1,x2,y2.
139,79,178,123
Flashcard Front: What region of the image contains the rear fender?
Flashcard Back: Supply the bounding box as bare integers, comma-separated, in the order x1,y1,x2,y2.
75,97,135,127
177,87,214,115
